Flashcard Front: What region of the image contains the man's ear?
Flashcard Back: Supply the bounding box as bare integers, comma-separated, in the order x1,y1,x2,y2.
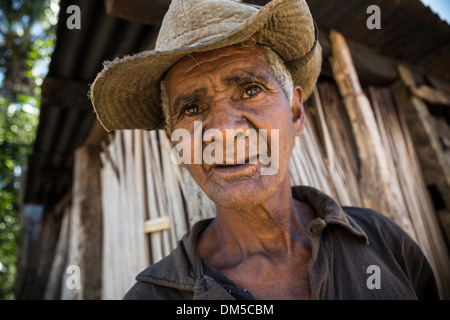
164,125,172,142
291,85,305,136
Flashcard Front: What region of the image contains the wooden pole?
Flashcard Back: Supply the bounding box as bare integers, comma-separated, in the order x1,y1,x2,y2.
61,144,103,300
328,29,405,223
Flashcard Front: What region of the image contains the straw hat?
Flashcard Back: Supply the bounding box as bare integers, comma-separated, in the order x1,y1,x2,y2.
90,0,322,131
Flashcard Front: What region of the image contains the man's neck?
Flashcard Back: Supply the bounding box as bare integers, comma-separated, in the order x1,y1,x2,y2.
198,175,316,269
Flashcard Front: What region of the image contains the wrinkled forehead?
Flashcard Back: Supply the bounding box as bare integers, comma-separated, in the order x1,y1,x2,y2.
164,44,269,84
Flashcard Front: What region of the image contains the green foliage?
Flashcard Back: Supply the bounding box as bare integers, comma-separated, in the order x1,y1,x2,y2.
0,96,40,300
0,0,58,299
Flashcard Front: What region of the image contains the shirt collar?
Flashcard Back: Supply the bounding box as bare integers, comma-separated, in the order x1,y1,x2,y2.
292,186,369,245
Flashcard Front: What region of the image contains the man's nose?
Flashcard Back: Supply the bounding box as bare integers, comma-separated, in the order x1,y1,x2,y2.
203,99,251,141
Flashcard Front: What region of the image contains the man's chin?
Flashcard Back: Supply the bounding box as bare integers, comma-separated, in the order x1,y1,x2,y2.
207,177,281,211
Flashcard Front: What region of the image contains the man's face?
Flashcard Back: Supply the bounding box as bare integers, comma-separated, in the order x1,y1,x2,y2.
164,45,304,210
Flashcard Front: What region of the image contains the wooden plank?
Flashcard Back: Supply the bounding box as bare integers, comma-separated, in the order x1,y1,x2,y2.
311,87,335,168
397,65,450,105
159,130,188,243
99,155,113,299
104,0,170,26
142,130,164,263
320,82,361,203
133,130,150,265
179,166,215,228
43,205,71,299
41,76,92,110
112,131,136,295
310,83,362,207
84,121,109,146
411,84,450,106
290,107,336,199
122,130,145,286
106,135,122,299
427,74,450,94
144,216,171,233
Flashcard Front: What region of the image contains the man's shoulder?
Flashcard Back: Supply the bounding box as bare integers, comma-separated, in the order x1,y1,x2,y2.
138,246,195,286
123,219,213,300
340,205,428,273
123,238,196,300
343,204,406,231
342,205,405,233
339,206,440,299
341,205,416,248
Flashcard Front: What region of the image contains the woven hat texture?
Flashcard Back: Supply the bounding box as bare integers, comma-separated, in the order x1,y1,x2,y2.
90,0,322,131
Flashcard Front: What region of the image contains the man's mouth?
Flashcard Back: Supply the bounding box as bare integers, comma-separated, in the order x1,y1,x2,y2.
215,153,259,166
208,155,260,179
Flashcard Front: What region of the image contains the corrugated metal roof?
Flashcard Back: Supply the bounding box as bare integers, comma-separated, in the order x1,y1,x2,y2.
307,0,450,79
24,0,450,210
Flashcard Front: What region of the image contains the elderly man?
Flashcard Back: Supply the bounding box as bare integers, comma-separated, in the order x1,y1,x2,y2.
91,0,439,299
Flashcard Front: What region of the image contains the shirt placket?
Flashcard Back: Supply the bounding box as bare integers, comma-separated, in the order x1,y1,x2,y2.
306,217,329,300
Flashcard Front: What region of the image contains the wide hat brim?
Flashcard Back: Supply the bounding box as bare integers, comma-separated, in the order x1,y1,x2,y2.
90,0,322,131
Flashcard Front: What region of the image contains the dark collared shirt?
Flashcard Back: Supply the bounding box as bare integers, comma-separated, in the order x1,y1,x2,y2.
124,186,439,300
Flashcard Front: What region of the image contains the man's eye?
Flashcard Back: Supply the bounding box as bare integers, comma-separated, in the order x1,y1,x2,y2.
242,85,261,99
183,104,200,116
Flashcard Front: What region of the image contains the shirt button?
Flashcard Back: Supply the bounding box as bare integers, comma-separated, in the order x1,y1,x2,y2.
307,218,326,236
